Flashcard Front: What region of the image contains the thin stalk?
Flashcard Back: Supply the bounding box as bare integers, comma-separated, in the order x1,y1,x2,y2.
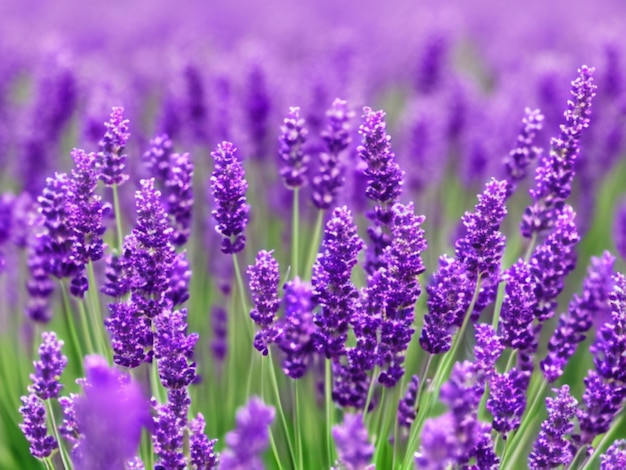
579,413,626,470
523,233,538,263
363,365,380,425
566,444,588,470
87,261,110,361
325,359,335,467
150,360,166,405
232,255,254,343
305,210,324,277
292,188,300,277
414,353,434,410
77,300,96,355
267,349,297,468
59,282,84,367
45,399,71,470
373,387,390,466
294,378,304,470
112,183,125,253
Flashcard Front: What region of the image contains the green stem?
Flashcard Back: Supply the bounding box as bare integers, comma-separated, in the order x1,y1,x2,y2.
267,350,296,468
305,210,324,278
292,188,300,278
325,359,335,467
45,399,71,470
580,413,626,470
112,183,125,253
77,300,96,355
566,444,588,470
523,233,538,263
294,378,304,470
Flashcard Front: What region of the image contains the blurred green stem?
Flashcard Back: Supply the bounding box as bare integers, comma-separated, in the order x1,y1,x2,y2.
292,188,300,277
112,183,125,253
45,399,71,470
305,210,324,278
59,282,84,373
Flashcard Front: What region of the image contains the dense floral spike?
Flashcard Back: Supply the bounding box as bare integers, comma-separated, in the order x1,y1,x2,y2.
378,202,427,386
276,277,315,379
503,108,544,198
415,413,457,469
75,355,150,469
332,413,374,469
530,205,580,324
105,301,151,368
167,251,191,307
487,367,529,438
245,63,271,160
25,236,55,322
601,440,626,469
455,178,507,281
521,66,596,237
500,260,537,351
189,413,219,469
0,193,13,271
101,247,131,298
219,396,275,470
542,252,615,382
528,385,577,469
58,394,79,450
312,98,354,209
19,393,57,459
614,198,626,259
143,133,174,183
248,250,281,355
210,306,228,364
474,324,503,379
397,375,419,431
210,141,249,254
29,332,67,400
98,107,130,186
154,308,199,389
153,398,186,469
469,423,500,470
312,206,364,358
165,152,194,246
420,255,473,354
278,106,309,188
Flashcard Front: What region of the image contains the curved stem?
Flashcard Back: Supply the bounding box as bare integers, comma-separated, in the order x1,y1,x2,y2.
580,412,626,470
325,359,335,467
292,188,300,278
112,183,125,253
305,210,324,278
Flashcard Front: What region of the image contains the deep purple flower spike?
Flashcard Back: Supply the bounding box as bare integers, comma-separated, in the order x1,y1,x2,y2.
165,152,194,246
19,393,58,459
601,440,626,470
332,413,374,469
98,107,130,187
29,332,67,400
500,260,537,351
248,250,281,355
189,413,219,469
143,134,174,183
279,106,309,189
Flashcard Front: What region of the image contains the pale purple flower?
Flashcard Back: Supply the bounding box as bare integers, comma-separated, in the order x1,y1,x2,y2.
332,413,374,470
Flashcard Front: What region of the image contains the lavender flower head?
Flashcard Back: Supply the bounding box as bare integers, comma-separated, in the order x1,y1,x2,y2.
487,367,529,438
397,375,419,431
143,134,174,182
521,66,596,238
219,396,275,470
500,260,537,351
98,107,130,187
248,250,281,355
29,331,67,400
210,141,249,254
75,355,151,470
601,440,626,470
164,152,194,246
279,106,309,189
189,413,219,469
473,324,503,379
332,413,374,470
415,413,457,469
19,393,57,459
312,206,364,359
528,385,577,469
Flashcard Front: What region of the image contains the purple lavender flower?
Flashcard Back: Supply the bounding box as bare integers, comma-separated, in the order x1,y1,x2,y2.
143,134,174,183
210,141,249,254
467,423,500,470
473,324,503,379
19,393,57,459
312,206,364,359
105,301,151,368
312,98,354,210
29,332,67,400
219,396,275,470
25,236,55,322
153,398,186,469
601,440,626,470
486,367,529,438
415,413,457,469
189,413,219,469
75,355,151,470
397,375,419,431
210,306,228,364
245,63,271,160
164,152,194,246
101,241,132,299
332,413,374,470
154,308,199,389
378,202,427,386
248,250,281,355
420,255,473,354
500,260,537,351
278,106,309,188
98,107,130,187
0,193,13,271
276,277,315,379
58,394,79,449
542,251,615,382
521,66,596,238
454,178,507,281
166,251,191,307
503,108,544,198
415,31,450,94
613,197,626,260
528,385,577,469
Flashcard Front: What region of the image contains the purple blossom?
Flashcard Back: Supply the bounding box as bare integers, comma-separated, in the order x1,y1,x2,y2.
278,106,309,188
312,206,364,359
75,355,151,470
312,98,354,210
332,413,374,470
542,251,615,382
420,255,473,354
415,31,450,94
503,108,544,198
397,375,419,431
164,152,194,246
98,107,130,187
101,243,132,299
521,66,596,238
248,250,281,355
153,398,186,470
500,260,537,351
58,394,79,449
189,413,219,470
454,178,507,281
25,236,54,322
601,440,626,470
529,385,577,469
143,134,174,183
210,141,249,254
276,277,315,379
29,332,67,400
219,396,275,470
245,63,271,160
473,324,503,379
19,393,57,459
166,251,191,307
210,306,228,364
486,367,530,438
105,301,151,368
415,413,457,470
466,423,500,470
154,308,199,389
0,193,13,270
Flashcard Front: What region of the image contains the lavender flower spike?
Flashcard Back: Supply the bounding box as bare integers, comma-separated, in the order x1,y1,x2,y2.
19,393,58,459
29,331,68,400
189,413,219,469
210,141,249,254
601,440,626,469
499,260,537,351
332,413,374,470
248,250,281,355
98,107,130,186
279,106,309,188
521,66,596,238
219,396,275,470
312,206,364,359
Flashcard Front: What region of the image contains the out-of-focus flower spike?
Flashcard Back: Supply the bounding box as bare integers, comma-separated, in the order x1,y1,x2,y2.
500,260,537,351
210,305,228,365
25,235,55,323
165,152,194,246
332,413,374,469
600,439,626,469
613,197,626,260
248,250,281,356
98,107,130,187
279,106,309,189
19,393,58,459
166,251,191,307
245,62,271,160
143,134,174,183
397,375,419,431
